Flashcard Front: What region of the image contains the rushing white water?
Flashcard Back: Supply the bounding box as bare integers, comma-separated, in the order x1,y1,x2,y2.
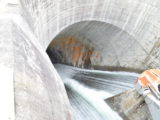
55,64,139,120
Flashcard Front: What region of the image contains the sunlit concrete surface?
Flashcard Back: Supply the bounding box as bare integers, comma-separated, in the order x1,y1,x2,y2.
105,89,152,120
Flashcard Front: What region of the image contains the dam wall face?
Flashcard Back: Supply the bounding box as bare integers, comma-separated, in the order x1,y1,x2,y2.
0,1,72,120
21,0,160,70
1,0,160,119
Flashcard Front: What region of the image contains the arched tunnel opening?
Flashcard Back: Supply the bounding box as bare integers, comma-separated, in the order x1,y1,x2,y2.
46,21,153,120
47,21,146,72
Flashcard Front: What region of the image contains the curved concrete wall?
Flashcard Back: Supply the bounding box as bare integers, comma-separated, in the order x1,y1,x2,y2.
1,0,160,119
47,21,147,71
21,0,160,70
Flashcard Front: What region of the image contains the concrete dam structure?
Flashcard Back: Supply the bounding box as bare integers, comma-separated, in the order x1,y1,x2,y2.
1,0,160,120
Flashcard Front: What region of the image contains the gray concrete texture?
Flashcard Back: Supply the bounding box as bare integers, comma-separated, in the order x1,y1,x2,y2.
47,21,150,70
105,89,153,120
1,0,160,119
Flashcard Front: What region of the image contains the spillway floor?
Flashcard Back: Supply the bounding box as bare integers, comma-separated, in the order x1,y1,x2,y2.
55,64,139,120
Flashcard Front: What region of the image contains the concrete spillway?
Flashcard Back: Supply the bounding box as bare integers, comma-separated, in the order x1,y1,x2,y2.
1,0,160,119
55,64,140,120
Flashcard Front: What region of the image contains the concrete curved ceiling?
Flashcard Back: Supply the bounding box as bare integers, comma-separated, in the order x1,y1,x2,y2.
21,0,160,70
47,21,148,71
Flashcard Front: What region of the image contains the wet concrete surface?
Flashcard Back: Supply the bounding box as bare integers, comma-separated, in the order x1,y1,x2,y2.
105,89,153,120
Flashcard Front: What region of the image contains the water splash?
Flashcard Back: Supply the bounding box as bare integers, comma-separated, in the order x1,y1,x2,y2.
55,64,139,120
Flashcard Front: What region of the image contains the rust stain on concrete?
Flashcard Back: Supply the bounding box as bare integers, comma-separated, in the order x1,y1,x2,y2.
48,36,100,68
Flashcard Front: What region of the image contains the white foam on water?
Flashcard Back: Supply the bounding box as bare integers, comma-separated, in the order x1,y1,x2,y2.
65,78,122,120
55,64,139,120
